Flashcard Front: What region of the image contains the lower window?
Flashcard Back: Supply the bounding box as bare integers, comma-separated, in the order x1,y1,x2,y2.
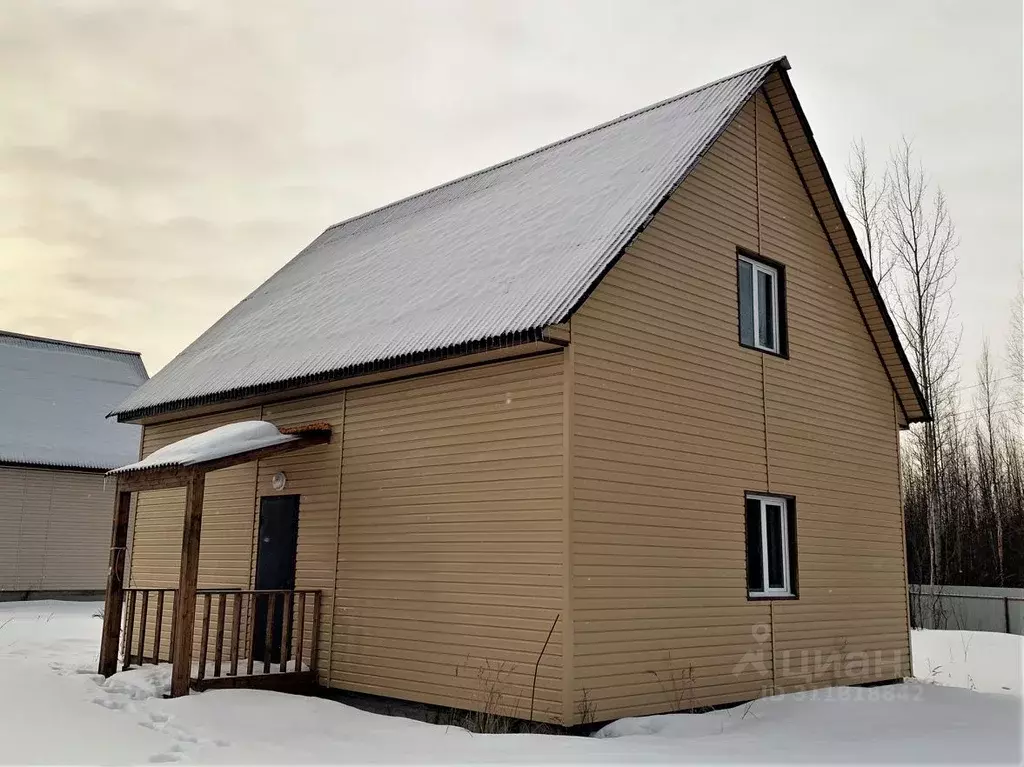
745,493,797,598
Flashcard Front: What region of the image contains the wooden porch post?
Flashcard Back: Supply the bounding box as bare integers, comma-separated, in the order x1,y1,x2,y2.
98,488,132,677
170,471,206,697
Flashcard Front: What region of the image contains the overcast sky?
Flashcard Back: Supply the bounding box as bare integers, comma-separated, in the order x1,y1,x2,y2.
1,0,1020,389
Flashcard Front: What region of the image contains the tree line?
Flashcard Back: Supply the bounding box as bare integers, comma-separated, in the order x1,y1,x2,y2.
846,140,1023,589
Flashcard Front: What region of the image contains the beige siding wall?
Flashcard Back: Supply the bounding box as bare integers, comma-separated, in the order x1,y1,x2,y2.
0,466,112,592
334,355,566,722
122,354,567,720
569,95,909,722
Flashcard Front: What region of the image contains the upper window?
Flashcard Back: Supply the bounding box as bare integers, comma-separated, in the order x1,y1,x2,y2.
745,494,797,598
738,252,786,356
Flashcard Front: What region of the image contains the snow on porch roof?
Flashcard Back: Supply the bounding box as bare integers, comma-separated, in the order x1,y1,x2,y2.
108,420,329,476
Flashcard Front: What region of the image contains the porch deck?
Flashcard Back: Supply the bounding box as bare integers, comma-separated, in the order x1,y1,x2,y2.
120,587,321,694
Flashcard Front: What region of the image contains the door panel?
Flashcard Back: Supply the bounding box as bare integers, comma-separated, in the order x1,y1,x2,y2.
252,495,299,664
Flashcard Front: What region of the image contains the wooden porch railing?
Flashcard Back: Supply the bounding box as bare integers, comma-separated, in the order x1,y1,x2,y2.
121,588,322,689
121,587,175,668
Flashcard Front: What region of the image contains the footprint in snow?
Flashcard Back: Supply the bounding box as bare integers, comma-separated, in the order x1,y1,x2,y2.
92,695,127,711
140,712,203,747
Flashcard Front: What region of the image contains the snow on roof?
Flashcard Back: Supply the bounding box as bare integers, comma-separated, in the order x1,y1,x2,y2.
108,421,297,474
113,58,785,421
0,332,148,470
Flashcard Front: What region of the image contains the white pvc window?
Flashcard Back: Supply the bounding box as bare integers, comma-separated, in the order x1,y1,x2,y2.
738,255,781,354
746,494,793,597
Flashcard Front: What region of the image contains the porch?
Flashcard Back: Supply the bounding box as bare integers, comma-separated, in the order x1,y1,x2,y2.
98,420,332,697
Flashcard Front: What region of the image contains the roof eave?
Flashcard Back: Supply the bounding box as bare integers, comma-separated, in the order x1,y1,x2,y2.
112,327,561,424
0,329,144,358
0,459,115,474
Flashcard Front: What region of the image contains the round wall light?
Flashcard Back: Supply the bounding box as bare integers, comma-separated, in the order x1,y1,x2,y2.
271,471,287,491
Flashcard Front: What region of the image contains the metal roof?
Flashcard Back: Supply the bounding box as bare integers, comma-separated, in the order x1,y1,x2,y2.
113,58,786,421
0,332,148,470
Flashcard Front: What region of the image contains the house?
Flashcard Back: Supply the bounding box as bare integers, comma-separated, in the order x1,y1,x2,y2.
98,57,927,725
0,331,147,599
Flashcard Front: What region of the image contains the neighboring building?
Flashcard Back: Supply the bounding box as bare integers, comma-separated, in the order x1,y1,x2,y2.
106,58,926,724
0,332,147,598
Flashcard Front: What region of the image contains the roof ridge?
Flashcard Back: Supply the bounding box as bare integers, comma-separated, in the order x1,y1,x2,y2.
320,56,788,238
0,330,142,357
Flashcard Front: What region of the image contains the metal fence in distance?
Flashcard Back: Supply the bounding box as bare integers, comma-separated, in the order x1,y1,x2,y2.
910,584,1024,635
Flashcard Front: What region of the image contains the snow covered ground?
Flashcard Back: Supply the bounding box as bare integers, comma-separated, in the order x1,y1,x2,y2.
912,628,1022,695
0,601,1020,764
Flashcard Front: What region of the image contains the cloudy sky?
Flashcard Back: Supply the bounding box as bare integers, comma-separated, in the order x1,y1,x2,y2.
1,0,1020,387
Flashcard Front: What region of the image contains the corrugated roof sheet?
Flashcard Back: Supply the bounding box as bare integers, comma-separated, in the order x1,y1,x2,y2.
113,58,785,420
0,332,148,470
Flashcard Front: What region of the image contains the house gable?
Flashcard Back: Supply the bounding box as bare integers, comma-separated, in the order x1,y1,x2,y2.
566,93,909,721
564,72,922,427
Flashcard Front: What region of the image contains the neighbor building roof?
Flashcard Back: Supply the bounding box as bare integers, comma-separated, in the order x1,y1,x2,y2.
112,57,927,424
0,332,148,470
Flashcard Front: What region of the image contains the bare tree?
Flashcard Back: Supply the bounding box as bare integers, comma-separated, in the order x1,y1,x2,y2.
886,137,960,585
843,137,1024,593
1007,276,1023,430
975,339,1003,585
845,138,892,288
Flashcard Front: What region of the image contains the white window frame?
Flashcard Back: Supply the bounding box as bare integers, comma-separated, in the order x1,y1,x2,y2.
740,255,780,354
747,494,791,597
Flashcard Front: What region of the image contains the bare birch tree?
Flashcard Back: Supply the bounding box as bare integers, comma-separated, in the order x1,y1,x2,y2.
846,139,892,288
843,137,1023,593
1007,276,1023,430
975,339,1004,585
885,137,960,585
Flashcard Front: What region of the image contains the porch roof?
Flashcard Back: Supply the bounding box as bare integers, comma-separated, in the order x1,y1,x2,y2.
107,419,331,491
